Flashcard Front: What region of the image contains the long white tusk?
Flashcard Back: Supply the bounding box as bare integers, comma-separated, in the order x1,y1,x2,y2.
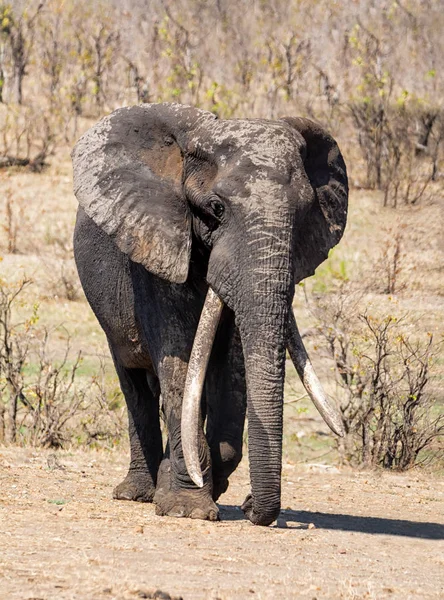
181,287,224,487
287,310,345,437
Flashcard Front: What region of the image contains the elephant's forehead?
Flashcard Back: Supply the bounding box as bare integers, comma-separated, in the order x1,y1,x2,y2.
194,119,303,171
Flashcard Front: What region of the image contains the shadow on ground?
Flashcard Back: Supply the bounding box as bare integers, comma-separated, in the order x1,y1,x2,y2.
218,505,444,540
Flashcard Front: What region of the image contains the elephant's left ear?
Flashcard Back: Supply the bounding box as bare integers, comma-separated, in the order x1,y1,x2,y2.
72,104,204,284
281,117,349,283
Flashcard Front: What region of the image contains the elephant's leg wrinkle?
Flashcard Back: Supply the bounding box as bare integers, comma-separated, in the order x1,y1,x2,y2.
206,313,247,501
112,361,163,503
153,354,218,521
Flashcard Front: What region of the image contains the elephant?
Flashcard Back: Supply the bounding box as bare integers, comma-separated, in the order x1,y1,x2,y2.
72,103,348,526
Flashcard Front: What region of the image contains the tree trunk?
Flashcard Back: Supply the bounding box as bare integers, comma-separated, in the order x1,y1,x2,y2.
0,401,5,442
6,390,18,443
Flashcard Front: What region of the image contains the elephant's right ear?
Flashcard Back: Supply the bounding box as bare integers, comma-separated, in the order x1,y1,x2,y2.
281,117,348,284
72,105,193,283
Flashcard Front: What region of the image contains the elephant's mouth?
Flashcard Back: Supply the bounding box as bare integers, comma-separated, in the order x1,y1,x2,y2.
181,286,345,488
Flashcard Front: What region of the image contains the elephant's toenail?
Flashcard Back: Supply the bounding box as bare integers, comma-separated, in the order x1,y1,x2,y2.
190,508,206,519
170,507,186,517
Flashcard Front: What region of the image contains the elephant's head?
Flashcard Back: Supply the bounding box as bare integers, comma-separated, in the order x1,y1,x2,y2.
72,103,348,525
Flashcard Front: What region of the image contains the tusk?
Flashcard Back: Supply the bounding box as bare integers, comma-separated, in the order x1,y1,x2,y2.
287,310,345,437
181,287,224,487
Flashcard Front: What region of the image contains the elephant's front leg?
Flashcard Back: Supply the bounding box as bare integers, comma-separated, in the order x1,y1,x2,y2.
206,312,247,501
153,354,219,521
112,361,163,502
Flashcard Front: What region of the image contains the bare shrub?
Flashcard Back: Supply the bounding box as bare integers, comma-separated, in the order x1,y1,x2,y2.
0,103,57,170
43,220,73,255
69,9,121,115
369,227,406,295
382,104,441,208
21,330,86,448
78,357,126,447
348,93,440,208
381,230,403,295
1,190,25,254
0,1,44,104
306,284,444,470
0,277,33,443
42,222,81,301
46,259,81,301
343,12,444,207
0,276,125,447
23,340,125,448
56,261,80,301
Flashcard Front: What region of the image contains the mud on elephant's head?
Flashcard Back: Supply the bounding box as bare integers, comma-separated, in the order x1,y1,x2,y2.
72,103,348,525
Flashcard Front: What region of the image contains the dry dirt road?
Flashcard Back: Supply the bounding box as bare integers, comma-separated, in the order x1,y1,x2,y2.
1,447,443,600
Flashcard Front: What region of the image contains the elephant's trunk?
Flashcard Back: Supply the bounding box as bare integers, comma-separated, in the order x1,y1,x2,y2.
228,198,295,524
237,304,289,525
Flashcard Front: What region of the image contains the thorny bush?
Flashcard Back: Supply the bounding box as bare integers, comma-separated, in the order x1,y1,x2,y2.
305,283,444,470
0,276,125,447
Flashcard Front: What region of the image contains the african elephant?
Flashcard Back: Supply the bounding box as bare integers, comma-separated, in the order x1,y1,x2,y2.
72,103,347,526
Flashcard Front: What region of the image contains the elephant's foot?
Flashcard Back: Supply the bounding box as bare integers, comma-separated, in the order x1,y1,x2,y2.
113,470,156,502
154,488,219,520
241,493,280,526
154,458,219,521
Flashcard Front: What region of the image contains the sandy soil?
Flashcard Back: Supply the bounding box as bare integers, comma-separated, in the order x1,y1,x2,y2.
1,447,443,600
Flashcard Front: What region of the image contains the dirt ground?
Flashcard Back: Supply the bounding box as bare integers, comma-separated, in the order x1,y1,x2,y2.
1,447,443,600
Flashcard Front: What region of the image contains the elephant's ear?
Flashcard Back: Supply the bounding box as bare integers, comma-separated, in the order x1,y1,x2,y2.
72,104,201,284
281,117,349,284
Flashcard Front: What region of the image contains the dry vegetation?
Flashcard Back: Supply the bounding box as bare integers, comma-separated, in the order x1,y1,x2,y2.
1,0,444,192
0,0,443,467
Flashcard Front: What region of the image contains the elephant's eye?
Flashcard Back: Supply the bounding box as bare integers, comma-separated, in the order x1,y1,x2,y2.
209,199,225,219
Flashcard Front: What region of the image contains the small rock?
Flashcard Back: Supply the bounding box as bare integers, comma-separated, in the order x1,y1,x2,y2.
134,525,144,534
308,523,316,530
153,592,171,600
47,454,65,471
135,590,183,600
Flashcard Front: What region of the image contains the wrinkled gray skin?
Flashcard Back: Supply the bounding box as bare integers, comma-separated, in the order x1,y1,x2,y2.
72,103,348,526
